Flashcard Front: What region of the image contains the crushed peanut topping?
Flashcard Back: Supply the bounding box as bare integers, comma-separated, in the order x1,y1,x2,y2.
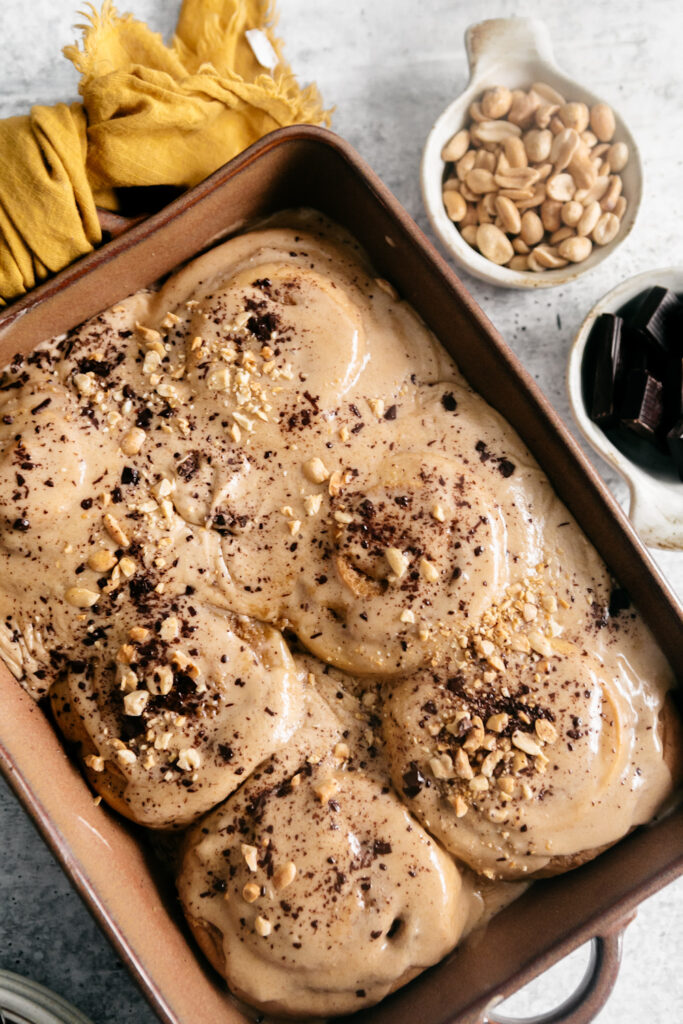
302,457,330,484
241,844,259,872
313,777,340,803
272,861,297,890
254,916,272,938
242,882,260,903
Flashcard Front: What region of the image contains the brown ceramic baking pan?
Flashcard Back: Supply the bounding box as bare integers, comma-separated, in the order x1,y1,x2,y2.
0,126,681,1024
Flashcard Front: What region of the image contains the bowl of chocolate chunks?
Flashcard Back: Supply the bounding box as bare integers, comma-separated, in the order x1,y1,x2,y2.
568,267,683,549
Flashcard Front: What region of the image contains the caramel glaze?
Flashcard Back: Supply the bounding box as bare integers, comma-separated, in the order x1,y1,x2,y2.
0,211,677,1017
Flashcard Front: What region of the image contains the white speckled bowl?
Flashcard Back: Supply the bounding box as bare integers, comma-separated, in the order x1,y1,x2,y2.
421,18,642,289
567,267,683,550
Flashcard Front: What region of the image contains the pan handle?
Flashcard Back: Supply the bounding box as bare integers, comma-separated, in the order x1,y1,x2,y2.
464,18,557,83
484,914,633,1024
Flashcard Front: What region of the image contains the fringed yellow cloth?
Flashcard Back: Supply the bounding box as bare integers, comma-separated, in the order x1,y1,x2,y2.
0,0,330,305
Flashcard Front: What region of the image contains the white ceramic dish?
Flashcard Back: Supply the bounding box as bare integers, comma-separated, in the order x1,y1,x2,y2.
421,17,642,289
0,970,94,1024
567,266,683,550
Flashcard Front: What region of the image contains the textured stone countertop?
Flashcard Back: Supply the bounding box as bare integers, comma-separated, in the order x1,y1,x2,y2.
0,1,681,1022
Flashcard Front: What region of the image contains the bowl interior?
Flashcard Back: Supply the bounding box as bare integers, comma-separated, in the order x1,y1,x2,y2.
421,57,642,289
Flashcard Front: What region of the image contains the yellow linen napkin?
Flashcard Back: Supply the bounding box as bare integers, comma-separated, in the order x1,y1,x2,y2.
0,0,330,306
0,102,100,301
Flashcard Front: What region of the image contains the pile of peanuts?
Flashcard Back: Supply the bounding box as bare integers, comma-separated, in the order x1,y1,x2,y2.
440,83,629,271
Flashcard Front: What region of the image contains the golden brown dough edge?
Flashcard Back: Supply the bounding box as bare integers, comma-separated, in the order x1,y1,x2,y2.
530,691,682,879
180,906,428,1020
50,676,153,827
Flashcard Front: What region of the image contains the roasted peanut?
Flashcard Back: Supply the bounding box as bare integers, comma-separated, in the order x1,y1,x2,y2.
558,235,592,262
523,128,552,163
502,135,528,168
460,182,479,202
494,167,540,190
540,199,563,233
590,102,616,142
499,187,534,201
481,85,513,119
456,150,476,181
549,226,575,245
600,175,623,211
495,195,522,234
592,211,620,245
507,89,540,127
460,224,478,246
607,141,629,172
592,143,610,160
472,119,522,145
474,149,497,171
496,151,511,175
531,82,566,106
516,184,546,212
466,168,498,194
534,102,559,129
550,128,579,170
533,244,569,269
575,175,610,205
577,200,602,236
476,223,514,265
441,129,470,163
460,204,478,227
567,146,598,190
443,190,467,222
559,102,589,133
546,173,576,202
561,200,583,227
476,198,493,224
520,210,544,245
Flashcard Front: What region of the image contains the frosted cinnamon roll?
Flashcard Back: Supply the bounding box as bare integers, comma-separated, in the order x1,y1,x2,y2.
382,641,676,879
51,600,305,828
177,709,474,1018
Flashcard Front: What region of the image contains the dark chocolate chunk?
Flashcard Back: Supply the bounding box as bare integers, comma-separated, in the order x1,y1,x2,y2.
177,451,200,480
401,765,426,799
77,357,113,377
630,286,683,355
608,587,631,617
619,369,663,440
246,312,279,341
588,314,623,426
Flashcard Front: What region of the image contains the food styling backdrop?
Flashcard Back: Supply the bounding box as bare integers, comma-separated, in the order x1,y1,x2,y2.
0,0,681,1021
